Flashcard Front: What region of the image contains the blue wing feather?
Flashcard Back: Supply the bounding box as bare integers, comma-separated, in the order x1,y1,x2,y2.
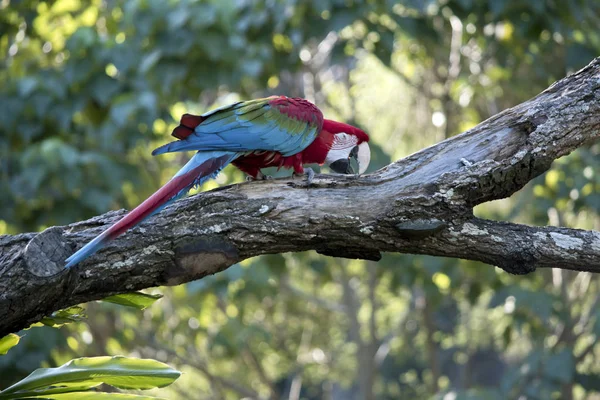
152,98,321,157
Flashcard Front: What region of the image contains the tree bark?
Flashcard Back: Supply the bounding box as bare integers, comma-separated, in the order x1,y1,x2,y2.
1,58,600,337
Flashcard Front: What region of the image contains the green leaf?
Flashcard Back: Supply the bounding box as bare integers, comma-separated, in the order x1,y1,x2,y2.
9,382,103,397
20,392,166,399
101,292,163,310
40,307,87,328
0,334,20,356
39,317,77,328
0,356,180,398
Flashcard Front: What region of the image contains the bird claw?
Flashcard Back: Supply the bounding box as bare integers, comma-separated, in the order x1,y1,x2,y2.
305,168,315,185
460,158,473,167
246,172,273,181
293,168,315,186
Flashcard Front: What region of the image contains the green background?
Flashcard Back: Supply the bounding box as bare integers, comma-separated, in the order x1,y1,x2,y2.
1,0,599,398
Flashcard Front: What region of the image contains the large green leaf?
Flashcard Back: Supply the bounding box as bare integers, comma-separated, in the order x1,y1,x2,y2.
101,292,163,310
0,334,20,356
22,393,165,399
0,356,180,399
9,383,102,396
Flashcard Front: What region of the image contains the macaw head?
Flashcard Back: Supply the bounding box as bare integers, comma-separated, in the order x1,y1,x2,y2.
322,119,371,175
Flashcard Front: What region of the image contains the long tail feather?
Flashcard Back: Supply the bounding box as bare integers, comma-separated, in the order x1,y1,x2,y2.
152,140,207,156
65,151,237,268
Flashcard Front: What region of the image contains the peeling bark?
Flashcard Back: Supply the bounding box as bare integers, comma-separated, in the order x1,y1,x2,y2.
1,58,600,337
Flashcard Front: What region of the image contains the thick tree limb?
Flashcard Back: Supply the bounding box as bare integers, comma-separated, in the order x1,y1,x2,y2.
1,58,600,337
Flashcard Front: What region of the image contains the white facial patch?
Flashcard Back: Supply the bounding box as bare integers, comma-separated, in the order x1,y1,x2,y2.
325,132,358,164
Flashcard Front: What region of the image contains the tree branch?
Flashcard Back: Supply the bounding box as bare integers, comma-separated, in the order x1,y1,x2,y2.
1,58,600,337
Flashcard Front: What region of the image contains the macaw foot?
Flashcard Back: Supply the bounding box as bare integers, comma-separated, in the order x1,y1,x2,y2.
246,171,273,181
460,158,473,167
293,167,315,185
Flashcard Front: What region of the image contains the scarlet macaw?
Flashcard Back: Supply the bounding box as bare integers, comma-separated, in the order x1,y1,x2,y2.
65,96,370,267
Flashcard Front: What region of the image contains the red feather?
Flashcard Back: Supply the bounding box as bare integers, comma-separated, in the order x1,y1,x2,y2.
106,155,230,239
172,113,205,139
232,129,336,177
322,119,369,142
268,96,324,128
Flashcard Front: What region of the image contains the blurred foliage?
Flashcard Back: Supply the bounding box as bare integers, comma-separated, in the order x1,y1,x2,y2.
1,0,599,399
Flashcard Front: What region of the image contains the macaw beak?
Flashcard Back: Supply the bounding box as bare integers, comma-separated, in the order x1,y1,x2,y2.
329,142,371,175
329,158,355,174
356,142,370,174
